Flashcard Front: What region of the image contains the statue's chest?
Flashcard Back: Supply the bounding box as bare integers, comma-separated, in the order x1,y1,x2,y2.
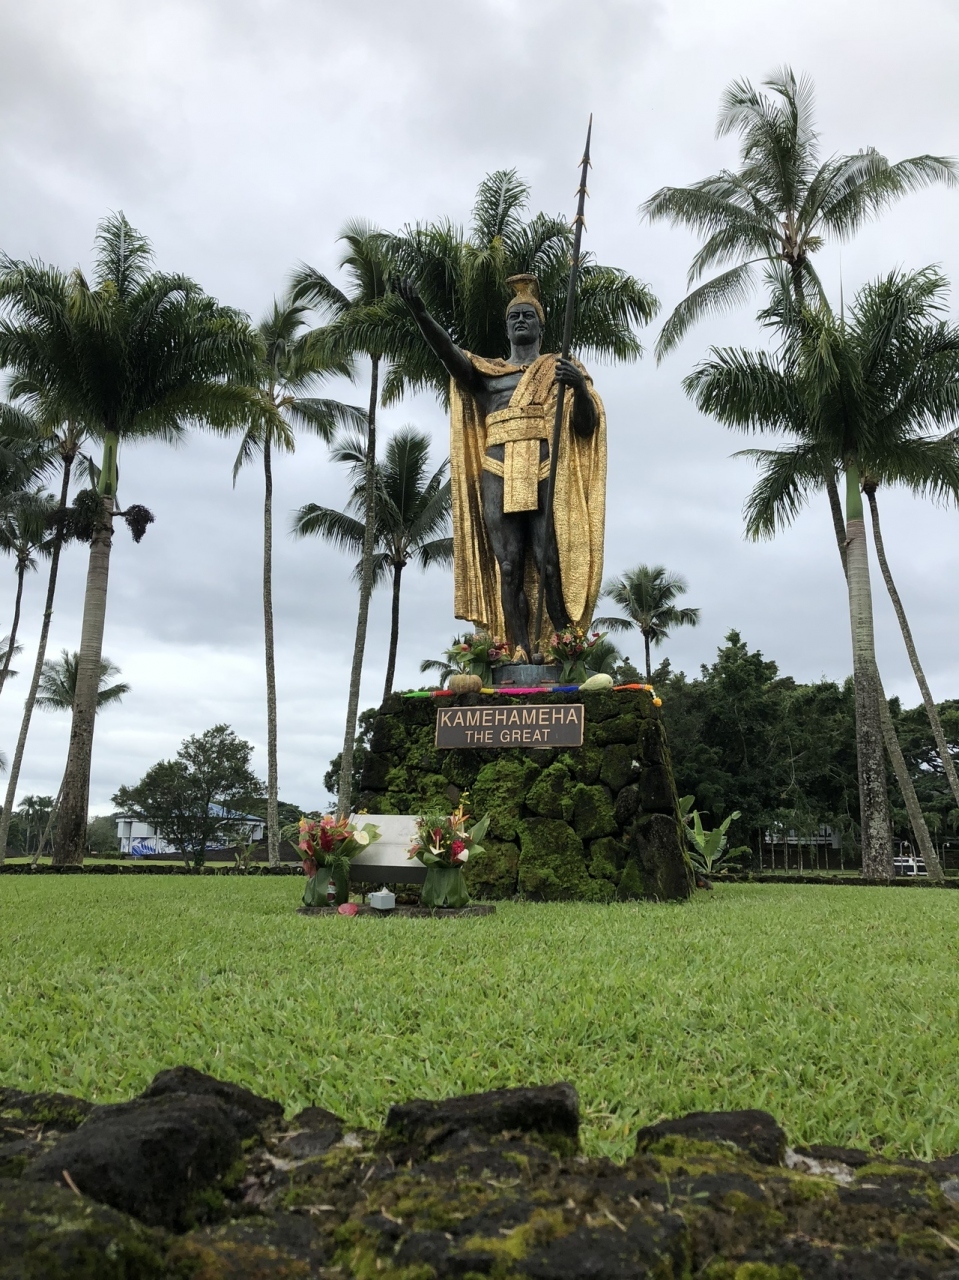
477,371,524,414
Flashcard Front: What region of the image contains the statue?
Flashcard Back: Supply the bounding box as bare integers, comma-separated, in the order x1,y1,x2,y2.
397,274,607,660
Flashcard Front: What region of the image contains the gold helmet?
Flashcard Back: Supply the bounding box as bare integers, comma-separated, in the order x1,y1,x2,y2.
505,274,545,325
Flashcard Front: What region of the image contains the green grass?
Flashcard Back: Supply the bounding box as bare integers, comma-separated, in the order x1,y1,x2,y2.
1,879,958,1161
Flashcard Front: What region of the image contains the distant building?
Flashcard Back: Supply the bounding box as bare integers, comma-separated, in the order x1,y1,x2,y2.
116,805,265,857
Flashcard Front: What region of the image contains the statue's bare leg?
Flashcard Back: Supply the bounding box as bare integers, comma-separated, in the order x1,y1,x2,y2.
530,479,571,634
480,469,530,656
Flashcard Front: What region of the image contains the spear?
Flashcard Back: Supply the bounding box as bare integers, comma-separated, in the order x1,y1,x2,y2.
531,116,592,663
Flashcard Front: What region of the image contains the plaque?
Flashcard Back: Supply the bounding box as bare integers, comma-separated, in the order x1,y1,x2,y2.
435,703,584,749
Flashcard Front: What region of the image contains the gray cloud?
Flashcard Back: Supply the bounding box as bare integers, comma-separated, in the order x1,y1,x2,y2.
2,0,958,813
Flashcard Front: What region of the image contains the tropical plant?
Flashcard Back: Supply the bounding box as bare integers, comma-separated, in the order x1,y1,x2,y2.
292,222,395,819
232,293,364,865
644,65,957,359
31,650,130,863
356,169,657,404
36,649,129,711
684,268,959,878
0,409,88,867
865,480,959,813
408,804,490,909
0,486,56,693
286,814,381,907
0,212,260,864
595,565,700,680
293,426,453,700
679,795,748,877
112,724,265,869
428,633,510,687
15,794,54,856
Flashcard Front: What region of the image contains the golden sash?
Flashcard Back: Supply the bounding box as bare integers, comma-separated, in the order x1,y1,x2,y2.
481,405,550,512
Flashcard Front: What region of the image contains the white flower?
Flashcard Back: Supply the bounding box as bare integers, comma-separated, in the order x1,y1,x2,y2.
353,829,370,847
457,849,469,863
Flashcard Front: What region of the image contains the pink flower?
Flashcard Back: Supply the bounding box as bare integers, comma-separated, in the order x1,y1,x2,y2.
450,839,466,856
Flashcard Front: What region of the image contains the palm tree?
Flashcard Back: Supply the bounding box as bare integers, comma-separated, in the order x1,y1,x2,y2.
595,565,700,680
36,649,129,711
865,481,959,812
294,426,453,700
0,486,56,693
292,222,395,818
232,295,364,864
684,268,959,879
343,170,657,405
0,411,87,867
31,650,129,862
644,66,956,358
0,212,259,864
644,66,957,554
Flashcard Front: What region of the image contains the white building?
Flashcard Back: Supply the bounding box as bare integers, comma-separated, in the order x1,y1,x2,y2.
116,806,265,857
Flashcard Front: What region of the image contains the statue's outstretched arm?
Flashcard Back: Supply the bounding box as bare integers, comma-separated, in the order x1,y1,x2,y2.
395,279,480,392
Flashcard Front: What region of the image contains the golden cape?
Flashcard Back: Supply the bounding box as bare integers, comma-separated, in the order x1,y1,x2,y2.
449,352,606,649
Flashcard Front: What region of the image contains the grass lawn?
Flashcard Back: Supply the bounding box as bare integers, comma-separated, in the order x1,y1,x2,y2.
1,879,957,1161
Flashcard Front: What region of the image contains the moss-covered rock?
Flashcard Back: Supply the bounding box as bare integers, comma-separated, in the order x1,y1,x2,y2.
517,819,589,899
617,858,644,899
526,761,575,820
471,758,540,841
0,1178,171,1278
600,742,636,791
627,812,694,901
361,690,689,902
464,839,519,899
588,836,628,880
571,743,603,783
571,783,617,840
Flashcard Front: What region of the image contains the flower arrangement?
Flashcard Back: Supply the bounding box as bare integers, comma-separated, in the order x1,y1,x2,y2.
408,802,490,908
445,632,511,686
282,814,381,908
546,627,606,683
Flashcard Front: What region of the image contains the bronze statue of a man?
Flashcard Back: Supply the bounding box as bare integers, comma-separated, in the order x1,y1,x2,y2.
397,274,607,660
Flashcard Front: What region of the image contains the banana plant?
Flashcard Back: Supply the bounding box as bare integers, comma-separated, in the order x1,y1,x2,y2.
679,796,748,876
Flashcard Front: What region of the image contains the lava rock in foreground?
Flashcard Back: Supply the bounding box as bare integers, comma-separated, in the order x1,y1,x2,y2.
3,1067,959,1278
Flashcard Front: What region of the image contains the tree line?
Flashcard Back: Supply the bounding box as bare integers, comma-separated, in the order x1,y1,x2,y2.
1,66,958,879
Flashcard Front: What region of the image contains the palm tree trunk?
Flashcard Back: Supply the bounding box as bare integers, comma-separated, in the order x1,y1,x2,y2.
262,439,280,866
336,355,379,819
32,773,64,867
0,455,73,866
0,563,27,694
643,632,652,682
825,473,848,577
844,464,893,880
825,477,939,880
53,481,115,866
866,486,959,812
876,679,945,882
382,562,403,702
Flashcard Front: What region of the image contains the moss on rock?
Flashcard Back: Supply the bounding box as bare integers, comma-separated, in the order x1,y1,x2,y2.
517,819,589,899
465,839,519,899
571,784,617,840
600,743,636,791
526,762,575,820
471,758,540,840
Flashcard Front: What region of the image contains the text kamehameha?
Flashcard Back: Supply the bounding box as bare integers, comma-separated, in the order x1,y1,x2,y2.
435,703,585,748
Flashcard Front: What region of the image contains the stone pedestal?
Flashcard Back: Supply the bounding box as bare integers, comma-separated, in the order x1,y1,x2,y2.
358,689,694,903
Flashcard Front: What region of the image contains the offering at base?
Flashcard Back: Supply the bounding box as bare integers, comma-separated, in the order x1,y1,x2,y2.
283,814,381,908
408,803,490,908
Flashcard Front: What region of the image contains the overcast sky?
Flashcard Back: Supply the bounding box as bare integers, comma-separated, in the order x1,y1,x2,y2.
1,0,958,814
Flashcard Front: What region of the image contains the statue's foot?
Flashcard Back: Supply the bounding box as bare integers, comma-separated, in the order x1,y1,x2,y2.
512,647,529,664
